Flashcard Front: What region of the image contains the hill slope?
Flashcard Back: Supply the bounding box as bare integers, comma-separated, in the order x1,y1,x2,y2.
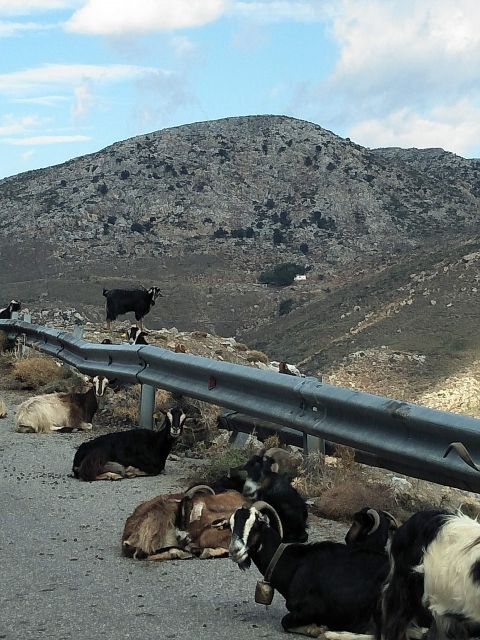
1,115,480,349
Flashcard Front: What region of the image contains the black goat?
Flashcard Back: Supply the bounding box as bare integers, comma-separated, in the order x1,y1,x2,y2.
103,286,161,330
380,509,480,640
72,406,186,481
126,325,148,345
229,503,398,637
242,452,308,542
0,299,21,319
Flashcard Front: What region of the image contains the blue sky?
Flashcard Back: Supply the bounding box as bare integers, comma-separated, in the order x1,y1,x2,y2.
1,0,480,179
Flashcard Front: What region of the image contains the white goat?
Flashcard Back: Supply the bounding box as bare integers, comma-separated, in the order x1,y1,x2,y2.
15,375,108,433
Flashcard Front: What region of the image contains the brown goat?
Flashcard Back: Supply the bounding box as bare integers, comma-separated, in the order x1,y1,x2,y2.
174,343,186,353
179,490,246,559
121,487,246,561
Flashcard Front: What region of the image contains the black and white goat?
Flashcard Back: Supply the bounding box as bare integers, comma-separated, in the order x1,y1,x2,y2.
242,452,308,542
229,504,398,638
15,375,108,433
381,509,480,640
103,287,161,331
0,299,21,319
72,406,186,481
126,325,149,345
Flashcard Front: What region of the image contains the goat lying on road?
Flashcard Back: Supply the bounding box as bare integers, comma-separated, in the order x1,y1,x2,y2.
229,504,398,638
15,375,108,433
103,287,161,331
72,406,186,481
243,452,308,542
381,509,480,640
122,485,246,561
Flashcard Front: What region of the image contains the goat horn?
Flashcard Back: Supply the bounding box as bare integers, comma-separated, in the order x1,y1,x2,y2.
183,484,215,499
366,508,381,535
444,442,480,472
382,510,400,529
251,501,284,541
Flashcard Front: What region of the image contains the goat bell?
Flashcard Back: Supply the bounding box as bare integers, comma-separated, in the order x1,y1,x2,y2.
255,580,274,605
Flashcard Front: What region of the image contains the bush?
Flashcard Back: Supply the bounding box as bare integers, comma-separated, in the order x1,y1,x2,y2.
12,356,68,389
273,229,285,245
299,242,309,255
279,299,295,316
259,262,305,286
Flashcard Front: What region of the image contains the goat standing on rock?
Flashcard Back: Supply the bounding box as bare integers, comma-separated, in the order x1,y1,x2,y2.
103,287,161,331
0,299,21,319
72,406,186,481
15,375,108,433
229,504,398,638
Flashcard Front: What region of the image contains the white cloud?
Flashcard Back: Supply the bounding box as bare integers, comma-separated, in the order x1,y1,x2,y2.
327,0,480,105
21,149,35,160
71,82,94,118
230,1,324,22
0,0,78,15
348,101,480,157
2,134,90,145
170,35,199,61
0,20,52,35
65,0,226,35
0,63,156,95
0,114,43,135
13,95,68,105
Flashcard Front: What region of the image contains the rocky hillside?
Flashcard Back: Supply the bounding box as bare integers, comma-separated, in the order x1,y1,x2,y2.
1,115,480,349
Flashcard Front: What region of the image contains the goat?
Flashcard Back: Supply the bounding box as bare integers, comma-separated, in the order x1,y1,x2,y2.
243,452,308,542
122,485,245,561
229,504,398,638
72,406,186,481
0,299,21,319
15,375,108,433
125,325,148,345
174,343,186,353
103,286,161,331
176,488,246,558
209,448,302,494
380,509,480,640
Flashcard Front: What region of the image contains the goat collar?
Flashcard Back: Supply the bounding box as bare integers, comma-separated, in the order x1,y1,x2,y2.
263,542,291,583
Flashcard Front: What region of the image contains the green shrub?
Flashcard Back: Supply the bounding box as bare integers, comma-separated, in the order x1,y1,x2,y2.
259,262,305,286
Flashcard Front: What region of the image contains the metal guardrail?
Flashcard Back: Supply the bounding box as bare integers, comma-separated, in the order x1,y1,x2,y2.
2,319,480,492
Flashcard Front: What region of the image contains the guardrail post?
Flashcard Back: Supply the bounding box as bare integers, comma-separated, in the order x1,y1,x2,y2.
229,431,250,448
139,384,155,429
73,324,84,339
303,433,325,457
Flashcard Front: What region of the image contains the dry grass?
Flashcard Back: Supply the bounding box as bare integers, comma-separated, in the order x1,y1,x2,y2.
245,350,269,364
11,355,67,390
0,399,6,418
194,443,252,483
0,331,9,353
313,480,398,521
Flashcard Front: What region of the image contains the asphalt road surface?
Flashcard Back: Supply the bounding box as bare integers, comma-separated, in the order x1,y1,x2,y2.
0,389,346,640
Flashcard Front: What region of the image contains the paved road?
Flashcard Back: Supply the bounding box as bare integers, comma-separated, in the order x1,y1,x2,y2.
0,389,346,640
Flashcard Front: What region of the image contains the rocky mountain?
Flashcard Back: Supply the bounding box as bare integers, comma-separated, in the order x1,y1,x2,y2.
1,115,479,359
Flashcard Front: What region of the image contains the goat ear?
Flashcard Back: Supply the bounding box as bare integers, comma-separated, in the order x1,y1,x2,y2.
83,375,90,383
152,411,165,422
